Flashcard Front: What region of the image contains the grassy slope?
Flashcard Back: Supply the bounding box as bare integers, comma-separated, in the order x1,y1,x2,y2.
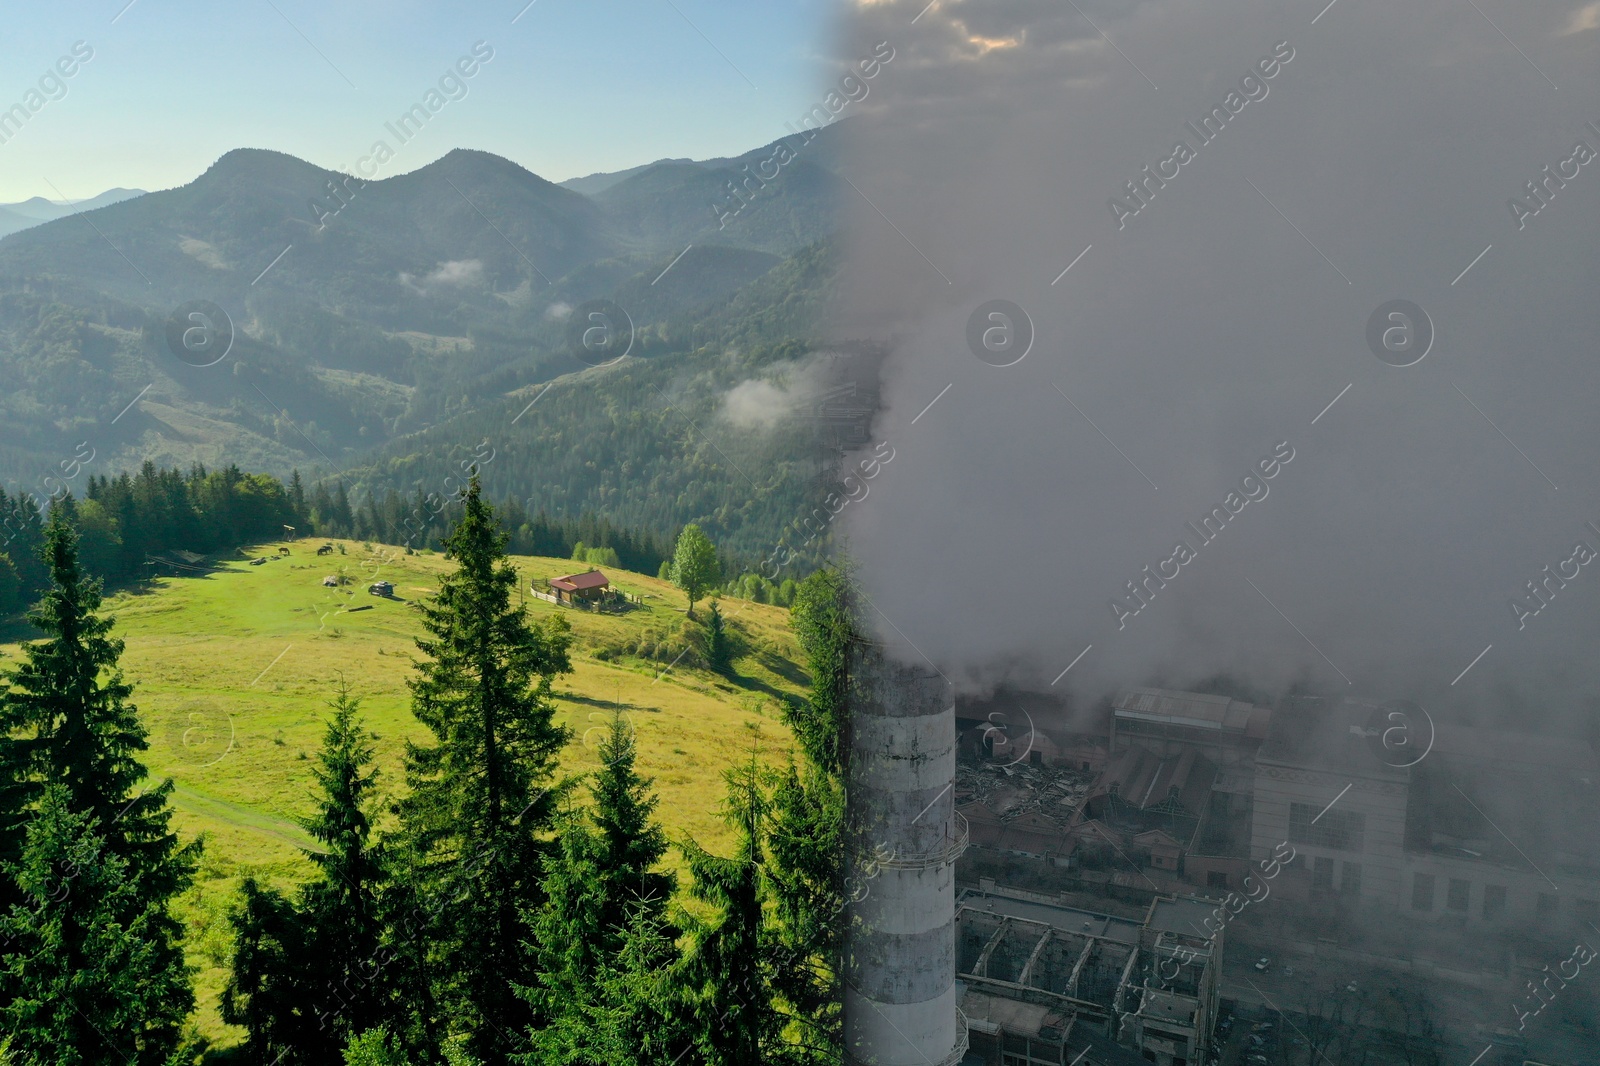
0,539,807,1048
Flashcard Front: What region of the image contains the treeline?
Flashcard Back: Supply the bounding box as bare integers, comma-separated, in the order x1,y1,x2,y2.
0,461,735,616
0,481,852,1063
306,478,678,578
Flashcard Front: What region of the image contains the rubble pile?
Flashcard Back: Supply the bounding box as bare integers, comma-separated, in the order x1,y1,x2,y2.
956,759,1097,828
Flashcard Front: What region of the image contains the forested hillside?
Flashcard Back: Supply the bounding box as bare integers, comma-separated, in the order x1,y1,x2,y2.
0,130,852,571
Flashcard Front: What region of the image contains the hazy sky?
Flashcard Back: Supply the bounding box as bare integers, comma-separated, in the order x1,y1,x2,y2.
0,0,831,201
833,0,1600,730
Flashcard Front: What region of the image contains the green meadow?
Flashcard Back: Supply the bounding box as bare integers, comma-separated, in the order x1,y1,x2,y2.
0,539,807,1048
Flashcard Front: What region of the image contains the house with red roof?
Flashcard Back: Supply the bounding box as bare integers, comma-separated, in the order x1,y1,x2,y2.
548,569,610,604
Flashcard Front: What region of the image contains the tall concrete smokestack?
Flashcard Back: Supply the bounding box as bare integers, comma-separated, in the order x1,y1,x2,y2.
844,639,968,1066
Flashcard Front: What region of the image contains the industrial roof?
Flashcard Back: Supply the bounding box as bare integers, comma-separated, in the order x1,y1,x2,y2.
1146,898,1219,939
1113,687,1271,737
956,888,1142,945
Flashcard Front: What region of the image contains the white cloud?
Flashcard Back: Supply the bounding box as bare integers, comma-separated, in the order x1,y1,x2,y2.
398,259,484,293
720,353,835,430
1562,2,1600,34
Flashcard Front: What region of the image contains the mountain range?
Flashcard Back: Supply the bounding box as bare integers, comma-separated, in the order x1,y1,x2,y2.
0,188,147,241
0,127,849,560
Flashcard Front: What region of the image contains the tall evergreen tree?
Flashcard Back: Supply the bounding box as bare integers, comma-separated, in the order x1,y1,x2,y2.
518,898,689,1066
0,785,194,1065
0,505,196,1029
763,565,853,1063
519,717,680,1064
224,684,389,1064
676,753,785,1066
520,810,609,1032
764,757,846,1061
704,600,732,675
223,879,313,1062
301,683,387,1042
589,711,675,943
394,474,574,1061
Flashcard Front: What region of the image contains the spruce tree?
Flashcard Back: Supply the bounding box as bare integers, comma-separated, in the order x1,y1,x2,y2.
589,711,675,942
222,879,313,1062
0,506,195,892
704,600,732,675
224,684,388,1063
676,754,784,1066
1,785,194,1065
519,810,608,1030
765,567,853,1061
300,684,387,1044
395,474,574,1060
519,899,689,1066
0,505,196,1040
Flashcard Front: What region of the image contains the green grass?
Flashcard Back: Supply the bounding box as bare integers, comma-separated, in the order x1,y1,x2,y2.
0,539,808,1049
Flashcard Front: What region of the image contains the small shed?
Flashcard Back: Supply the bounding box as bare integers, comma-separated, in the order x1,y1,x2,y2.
369,580,395,597
549,569,609,604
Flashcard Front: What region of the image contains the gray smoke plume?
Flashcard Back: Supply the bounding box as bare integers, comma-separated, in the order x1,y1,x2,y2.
828,0,1600,740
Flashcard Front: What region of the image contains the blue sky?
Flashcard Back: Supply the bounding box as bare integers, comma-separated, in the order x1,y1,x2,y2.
0,0,835,200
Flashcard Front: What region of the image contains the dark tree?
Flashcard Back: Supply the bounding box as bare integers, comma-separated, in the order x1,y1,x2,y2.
676,754,785,1066
589,711,676,943
704,600,732,675
787,567,852,774
223,879,314,1063
0,505,196,1042
394,474,574,1060
764,755,846,1059
0,785,194,1066
223,684,389,1063
300,684,387,1041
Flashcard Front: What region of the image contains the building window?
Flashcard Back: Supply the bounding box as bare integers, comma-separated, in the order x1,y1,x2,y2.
1341,861,1362,897
1447,879,1470,912
1412,873,1435,911
1538,893,1559,917
1208,871,1229,888
1288,802,1366,852
1313,856,1335,891
1483,884,1506,919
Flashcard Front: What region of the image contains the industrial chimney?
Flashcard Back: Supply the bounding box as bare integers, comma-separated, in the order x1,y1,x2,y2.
844,639,969,1066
